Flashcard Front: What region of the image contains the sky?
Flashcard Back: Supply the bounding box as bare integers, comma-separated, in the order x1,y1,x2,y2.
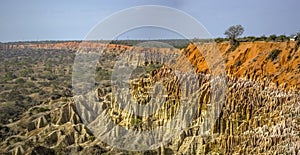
0,0,299,42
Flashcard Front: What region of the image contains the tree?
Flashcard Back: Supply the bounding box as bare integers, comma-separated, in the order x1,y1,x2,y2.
276,35,289,42
268,34,277,41
259,35,267,41
224,25,244,45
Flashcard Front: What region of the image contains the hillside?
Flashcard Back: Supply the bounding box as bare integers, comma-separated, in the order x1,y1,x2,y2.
184,41,300,89
2,41,299,90
0,41,299,154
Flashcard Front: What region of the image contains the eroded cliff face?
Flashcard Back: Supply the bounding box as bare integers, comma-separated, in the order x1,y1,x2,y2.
0,41,299,154
184,42,300,89
1,68,298,154
0,98,104,154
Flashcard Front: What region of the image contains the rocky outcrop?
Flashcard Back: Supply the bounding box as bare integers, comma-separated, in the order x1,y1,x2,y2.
0,41,299,154
171,77,299,154
0,98,108,155
73,63,299,154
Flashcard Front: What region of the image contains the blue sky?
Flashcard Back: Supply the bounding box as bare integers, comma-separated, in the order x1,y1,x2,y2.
0,0,299,42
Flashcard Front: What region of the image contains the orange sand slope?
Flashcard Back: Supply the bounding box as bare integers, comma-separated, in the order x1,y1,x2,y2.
182,41,300,89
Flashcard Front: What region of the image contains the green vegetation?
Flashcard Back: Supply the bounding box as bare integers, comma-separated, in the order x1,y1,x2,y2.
0,49,75,124
145,64,163,73
235,60,242,67
110,39,191,49
129,64,163,79
216,34,294,43
4,72,16,81
227,42,240,52
131,118,142,127
266,49,282,61
29,107,50,115
224,25,244,45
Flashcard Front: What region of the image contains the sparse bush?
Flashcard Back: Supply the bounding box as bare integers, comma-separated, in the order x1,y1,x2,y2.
15,78,26,84
239,36,256,42
23,81,35,88
276,35,289,42
145,64,163,73
29,107,49,115
268,34,277,41
235,60,242,67
287,55,292,61
266,49,282,61
258,35,267,41
0,101,24,124
227,42,240,52
215,38,228,43
20,68,34,77
45,71,56,80
4,72,16,81
50,93,62,100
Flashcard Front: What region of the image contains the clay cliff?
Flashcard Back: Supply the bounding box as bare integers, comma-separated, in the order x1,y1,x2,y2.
184,41,300,89
0,41,299,154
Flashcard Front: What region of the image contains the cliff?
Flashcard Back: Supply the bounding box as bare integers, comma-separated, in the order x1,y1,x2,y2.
0,41,299,154
183,41,300,89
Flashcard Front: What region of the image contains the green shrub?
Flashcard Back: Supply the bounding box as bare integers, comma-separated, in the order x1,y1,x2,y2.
266,49,282,61
4,72,16,81
268,34,277,41
215,38,228,43
227,42,240,53
15,78,26,84
235,60,242,67
29,107,49,115
145,64,163,73
258,35,267,41
276,35,289,42
20,68,34,77
287,55,292,61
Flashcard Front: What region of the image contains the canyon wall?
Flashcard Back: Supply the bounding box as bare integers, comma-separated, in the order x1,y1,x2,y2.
0,41,299,154
184,41,300,89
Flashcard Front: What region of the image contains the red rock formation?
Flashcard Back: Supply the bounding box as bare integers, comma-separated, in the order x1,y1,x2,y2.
181,41,300,89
